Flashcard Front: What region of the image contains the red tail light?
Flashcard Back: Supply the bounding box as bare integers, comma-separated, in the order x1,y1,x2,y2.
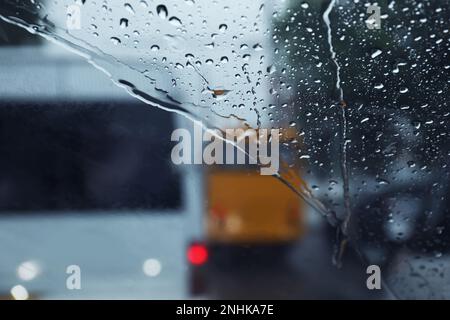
187,243,208,266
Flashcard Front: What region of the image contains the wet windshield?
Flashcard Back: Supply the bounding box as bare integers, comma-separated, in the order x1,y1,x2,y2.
0,0,449,299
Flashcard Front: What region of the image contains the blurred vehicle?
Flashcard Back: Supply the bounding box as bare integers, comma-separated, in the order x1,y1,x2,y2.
206,170,304,245
186,128,306,295
0,44,193,299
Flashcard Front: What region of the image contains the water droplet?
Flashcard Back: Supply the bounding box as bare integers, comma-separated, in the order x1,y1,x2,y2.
110,37,121,45
157,5,168,19
124,3,135,15
253,43,263,51
376,178,390,185
371,49,382,58
120,18,129,28
151,45,160,51
412,121,421,129
361,117,369,123
267,65,276,74
169,16,182,27
219,24,228,32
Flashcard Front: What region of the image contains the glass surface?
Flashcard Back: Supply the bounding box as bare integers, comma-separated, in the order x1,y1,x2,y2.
0,0,448,299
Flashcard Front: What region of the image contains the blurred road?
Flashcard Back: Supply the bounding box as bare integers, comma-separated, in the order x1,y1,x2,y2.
204,222,389,299
0,211,391,299
0,213,188,299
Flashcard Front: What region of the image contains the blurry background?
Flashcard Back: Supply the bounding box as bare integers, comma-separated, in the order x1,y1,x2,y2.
0,0,449,299
0,37,382,299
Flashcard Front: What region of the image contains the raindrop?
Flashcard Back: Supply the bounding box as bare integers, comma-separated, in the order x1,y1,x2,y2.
371,49,382,58
157,4,168,19
120,18,129,28
124,3,135,15
253,43,263,51
151,45,160,51
267,65,276,74
110,37,121,45
361,117,369,123
219,24,228,32
376,178,390,185
169,16,182,27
